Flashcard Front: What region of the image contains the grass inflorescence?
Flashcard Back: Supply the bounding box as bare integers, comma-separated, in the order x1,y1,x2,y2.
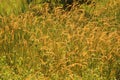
0,0,120,80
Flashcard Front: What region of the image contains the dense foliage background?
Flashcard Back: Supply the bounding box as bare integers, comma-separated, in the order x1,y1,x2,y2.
0,0,120,80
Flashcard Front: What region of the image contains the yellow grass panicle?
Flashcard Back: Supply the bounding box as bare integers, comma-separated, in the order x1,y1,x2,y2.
0,0,120,80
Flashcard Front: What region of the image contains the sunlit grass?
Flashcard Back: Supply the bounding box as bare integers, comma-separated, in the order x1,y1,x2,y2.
0,0,120,80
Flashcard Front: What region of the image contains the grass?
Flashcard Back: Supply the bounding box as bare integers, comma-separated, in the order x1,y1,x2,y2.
0,0,120,80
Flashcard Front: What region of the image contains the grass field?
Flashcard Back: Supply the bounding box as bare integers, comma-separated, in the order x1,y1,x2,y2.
0,0,120,80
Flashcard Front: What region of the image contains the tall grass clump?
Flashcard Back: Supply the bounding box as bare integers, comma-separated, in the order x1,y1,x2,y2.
0,0,120,80
0,0,27,15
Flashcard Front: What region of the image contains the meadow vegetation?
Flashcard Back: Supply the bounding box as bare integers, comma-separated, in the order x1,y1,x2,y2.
0,0,120,80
